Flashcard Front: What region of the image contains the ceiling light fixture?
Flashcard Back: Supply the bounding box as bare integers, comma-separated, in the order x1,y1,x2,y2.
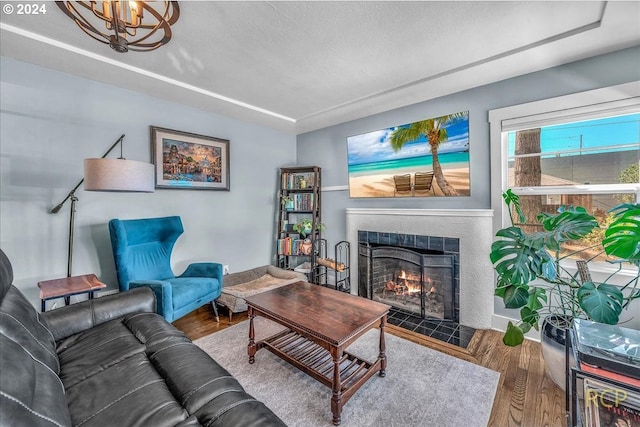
56,1,180,53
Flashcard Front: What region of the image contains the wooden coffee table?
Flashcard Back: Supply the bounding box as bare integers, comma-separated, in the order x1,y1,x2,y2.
245,282,390,426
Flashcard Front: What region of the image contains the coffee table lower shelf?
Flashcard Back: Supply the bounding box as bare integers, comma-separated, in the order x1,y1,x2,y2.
260,328,382,402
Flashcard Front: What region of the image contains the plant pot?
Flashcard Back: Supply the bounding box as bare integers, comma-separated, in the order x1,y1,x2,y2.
540,314,573,391
298,224,312,237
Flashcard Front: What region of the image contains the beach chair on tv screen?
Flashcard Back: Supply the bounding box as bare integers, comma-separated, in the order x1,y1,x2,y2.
393,174,413,196
414,171,435,195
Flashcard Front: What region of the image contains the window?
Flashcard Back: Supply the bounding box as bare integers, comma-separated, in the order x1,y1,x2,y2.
490,82,640,264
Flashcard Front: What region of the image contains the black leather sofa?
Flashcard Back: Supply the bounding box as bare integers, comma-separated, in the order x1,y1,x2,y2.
0,249,286,427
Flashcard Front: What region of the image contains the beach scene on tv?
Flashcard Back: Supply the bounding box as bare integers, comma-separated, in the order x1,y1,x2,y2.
347,111,470,198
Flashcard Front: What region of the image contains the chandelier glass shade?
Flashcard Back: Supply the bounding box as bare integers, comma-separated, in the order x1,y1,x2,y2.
56,1,180,53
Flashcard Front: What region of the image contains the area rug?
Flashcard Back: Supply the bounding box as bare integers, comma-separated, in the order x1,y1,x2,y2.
194,318,499,427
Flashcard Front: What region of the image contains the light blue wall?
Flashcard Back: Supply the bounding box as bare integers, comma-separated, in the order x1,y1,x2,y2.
297,46,640,255
0,56,296,308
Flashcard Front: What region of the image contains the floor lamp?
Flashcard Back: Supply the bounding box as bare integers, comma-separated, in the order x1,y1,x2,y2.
50,134,155,277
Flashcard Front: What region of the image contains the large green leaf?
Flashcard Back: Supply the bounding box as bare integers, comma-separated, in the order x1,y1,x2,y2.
526,287,547,312
537,207,598,251
503,189,526,224
490,227,546,286
520,306,539,328
503,321,525,346
503,285,529,309
603,203,640,261
577,282,623,324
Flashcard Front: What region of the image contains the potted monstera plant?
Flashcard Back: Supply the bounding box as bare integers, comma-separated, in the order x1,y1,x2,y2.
490,190,640,386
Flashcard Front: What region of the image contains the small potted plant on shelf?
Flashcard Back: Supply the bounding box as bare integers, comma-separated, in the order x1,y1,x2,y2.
293,218,325,239
281,195,295,211
490,190,640,387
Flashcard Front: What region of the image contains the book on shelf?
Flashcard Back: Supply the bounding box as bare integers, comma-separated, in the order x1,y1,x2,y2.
584,377,640,427
276,237,308,256
281,193,315,211
292,193,314,211
281,172,315,190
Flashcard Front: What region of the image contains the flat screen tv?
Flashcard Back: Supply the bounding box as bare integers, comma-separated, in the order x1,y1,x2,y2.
347,111,470,198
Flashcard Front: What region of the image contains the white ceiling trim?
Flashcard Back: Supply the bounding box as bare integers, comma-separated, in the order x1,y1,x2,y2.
0,22,297,124
2,1,638,135
296,3,607,123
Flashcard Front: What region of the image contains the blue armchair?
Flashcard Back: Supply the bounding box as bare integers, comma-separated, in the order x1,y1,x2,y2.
108,216,222,323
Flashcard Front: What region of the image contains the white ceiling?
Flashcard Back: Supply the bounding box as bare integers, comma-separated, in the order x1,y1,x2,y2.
1,1,639,134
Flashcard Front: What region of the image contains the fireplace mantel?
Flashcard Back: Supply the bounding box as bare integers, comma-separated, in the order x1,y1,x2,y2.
346,208,494,329
346,208,493,217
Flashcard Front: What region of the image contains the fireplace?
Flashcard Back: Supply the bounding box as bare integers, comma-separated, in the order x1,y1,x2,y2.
358,231,459,323
346,209,494,329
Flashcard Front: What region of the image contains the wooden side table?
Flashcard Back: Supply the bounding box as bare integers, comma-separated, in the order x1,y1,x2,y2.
38,274,107,312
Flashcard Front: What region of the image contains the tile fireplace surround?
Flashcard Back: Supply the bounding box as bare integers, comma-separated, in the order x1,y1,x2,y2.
346,208,494,329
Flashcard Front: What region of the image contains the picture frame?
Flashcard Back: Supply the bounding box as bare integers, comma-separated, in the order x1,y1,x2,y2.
151,126,230,190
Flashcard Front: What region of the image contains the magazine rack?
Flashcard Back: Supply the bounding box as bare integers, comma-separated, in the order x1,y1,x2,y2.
566,320,640,427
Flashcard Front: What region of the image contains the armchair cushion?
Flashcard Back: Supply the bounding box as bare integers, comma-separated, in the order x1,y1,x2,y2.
170,277,220,310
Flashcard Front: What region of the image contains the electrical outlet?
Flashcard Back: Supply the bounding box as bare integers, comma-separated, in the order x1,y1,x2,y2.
223,265,230,275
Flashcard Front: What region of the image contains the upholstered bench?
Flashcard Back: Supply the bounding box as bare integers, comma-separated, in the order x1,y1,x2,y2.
217,265,307,323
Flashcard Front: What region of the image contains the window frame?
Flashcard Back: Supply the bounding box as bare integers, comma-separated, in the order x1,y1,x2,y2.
489,81,640,275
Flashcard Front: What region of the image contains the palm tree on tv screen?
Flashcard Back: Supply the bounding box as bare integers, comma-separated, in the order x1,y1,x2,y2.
389,112,465,196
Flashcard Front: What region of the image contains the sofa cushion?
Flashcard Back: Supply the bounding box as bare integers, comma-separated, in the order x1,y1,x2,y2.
0,286,59,375
195,390,287,427
56,317,147,389
59,312,194,426
150,339,246,415
0,334,72,427
65,352,188,427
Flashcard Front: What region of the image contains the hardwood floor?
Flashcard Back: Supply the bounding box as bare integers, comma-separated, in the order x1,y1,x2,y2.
173,305,567,427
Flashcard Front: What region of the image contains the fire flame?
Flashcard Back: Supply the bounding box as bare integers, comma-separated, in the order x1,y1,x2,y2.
389,270,438,295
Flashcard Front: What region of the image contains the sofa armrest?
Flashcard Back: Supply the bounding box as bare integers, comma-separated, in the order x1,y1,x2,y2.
41,287,155,341
129,280,173,320
179,262,223,283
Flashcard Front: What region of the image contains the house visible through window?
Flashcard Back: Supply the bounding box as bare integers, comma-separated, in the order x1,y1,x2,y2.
490,83,640,264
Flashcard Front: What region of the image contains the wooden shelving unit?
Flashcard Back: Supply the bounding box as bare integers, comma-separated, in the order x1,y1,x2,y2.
276,166,323,283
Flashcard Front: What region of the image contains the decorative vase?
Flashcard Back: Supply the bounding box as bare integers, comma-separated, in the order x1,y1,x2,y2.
299,239,312,255
540,314,573,391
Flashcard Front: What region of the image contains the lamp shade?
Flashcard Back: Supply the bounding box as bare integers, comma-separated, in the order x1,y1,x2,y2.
84,158,155,192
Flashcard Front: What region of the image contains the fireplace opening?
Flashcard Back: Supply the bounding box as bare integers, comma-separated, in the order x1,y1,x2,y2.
359,242,456,322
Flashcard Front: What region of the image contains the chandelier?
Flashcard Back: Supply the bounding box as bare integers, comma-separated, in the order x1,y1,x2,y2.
56,1,180,53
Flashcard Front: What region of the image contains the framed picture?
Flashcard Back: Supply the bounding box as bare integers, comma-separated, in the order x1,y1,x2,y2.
346,111,469,198
151,126,230,190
